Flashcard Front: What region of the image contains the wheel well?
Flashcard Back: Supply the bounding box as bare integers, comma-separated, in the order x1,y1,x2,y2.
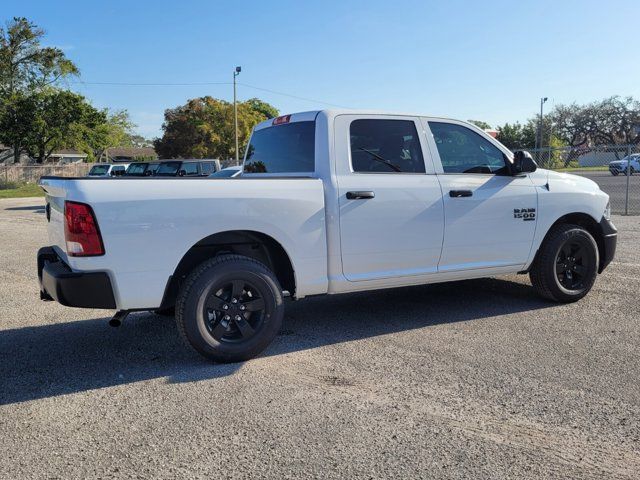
536,213,605,272
159,231,295,309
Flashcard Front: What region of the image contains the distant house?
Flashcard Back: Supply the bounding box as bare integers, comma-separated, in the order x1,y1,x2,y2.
106,147,158,163
49,149,88,164
485,129,499,138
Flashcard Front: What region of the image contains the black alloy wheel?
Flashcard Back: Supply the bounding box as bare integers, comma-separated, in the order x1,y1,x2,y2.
203,279,266,343
555,239,590,291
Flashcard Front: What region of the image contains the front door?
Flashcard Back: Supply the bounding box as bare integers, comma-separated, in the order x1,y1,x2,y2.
424,120,538,272
335,115,445,281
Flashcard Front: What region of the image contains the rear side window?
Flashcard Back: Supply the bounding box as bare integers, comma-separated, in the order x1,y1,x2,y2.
349,119,425,173
201,162,215,175
428,122,509,175
244,121,315,173
156,162,180,175
183,162,199,176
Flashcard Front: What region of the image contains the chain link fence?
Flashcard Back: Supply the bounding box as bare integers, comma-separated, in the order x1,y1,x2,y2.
530,144,639,215
1,148,639,215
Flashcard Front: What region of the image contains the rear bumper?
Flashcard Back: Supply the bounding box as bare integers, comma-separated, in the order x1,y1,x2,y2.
37,246,116,309
599,217,617,273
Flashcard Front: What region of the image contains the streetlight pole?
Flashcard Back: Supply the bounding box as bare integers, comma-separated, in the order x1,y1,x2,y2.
233,66,242,165
536,97,548,152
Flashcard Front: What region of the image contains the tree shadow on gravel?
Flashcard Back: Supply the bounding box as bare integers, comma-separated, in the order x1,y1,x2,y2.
0,277,554,405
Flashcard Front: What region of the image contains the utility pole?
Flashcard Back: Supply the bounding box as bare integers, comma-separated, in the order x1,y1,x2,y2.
233,66,242,165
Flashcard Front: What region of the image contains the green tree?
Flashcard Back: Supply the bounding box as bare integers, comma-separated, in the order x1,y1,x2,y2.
0,17,79,162
154,97,279,159
245,98,279,119
22,89,90,162
70,109,135,162
468,119,492,130
496,122,536,150
0,92,37,161
551,96,640,147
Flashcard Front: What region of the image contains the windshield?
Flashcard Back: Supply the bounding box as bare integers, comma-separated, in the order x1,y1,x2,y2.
210,168,240,178
88,165,110,175
155,162,181,176
244,121,315,173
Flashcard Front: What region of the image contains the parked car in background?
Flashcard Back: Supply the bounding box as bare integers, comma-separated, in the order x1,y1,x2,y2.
609,154,640,175
155,159,221,177
87,163,129,177
124,162,160,177
208,165,242,178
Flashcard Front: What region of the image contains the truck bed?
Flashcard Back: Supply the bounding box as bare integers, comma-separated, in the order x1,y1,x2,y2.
39,176,328,309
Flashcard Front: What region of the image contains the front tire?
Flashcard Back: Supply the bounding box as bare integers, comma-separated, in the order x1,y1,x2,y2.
529,224,599,303
175,254,284,363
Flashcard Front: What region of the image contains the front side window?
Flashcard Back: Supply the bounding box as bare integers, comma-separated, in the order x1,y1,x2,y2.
349,119,425,173
429,122,509,175
428,122,509,175
244,121,315,173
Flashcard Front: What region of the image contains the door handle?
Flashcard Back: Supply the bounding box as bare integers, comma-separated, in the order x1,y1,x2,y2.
346,191,375,200
449,190,473,198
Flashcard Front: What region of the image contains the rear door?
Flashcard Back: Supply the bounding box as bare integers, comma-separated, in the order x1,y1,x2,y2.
335,115,444,281
424,119,537,272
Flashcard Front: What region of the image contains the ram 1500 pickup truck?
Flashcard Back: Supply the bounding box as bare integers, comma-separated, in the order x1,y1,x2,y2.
38,110,617,362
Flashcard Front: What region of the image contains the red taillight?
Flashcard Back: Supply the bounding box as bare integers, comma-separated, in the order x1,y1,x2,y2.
272,114,291,126
64,201,105,256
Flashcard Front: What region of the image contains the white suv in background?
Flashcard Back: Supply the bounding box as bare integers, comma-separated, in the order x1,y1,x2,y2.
609,154,639,176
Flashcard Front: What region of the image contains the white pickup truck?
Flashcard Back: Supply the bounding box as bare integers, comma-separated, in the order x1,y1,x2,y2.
38,110,617,362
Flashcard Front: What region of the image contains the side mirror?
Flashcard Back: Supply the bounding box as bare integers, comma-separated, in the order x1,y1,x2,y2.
513,150,537,174
178,169,186,177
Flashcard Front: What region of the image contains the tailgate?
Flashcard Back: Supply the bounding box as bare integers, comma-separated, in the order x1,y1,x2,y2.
38,177,68,261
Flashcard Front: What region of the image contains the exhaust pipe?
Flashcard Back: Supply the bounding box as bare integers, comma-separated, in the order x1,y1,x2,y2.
109,310,130,327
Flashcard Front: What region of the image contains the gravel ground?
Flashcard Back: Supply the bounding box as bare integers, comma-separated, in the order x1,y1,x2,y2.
0,197,638,479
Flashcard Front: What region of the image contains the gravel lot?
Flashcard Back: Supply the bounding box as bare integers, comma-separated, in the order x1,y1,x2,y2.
576,171,640,215
1,197,639,479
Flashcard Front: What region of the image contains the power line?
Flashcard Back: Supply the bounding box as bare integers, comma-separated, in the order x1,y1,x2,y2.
70,81,231,86
69,80,349,108
239,82,349,108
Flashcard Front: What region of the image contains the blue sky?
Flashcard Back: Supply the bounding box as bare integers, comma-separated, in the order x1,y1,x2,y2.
4,0,639,138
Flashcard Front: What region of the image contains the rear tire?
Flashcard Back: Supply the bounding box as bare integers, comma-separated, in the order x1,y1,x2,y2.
175,254,284,363
611,170,619,176
529,224,599,303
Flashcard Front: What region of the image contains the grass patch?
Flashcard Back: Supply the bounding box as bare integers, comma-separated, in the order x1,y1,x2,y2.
555,166,608,172
0,182,45,199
